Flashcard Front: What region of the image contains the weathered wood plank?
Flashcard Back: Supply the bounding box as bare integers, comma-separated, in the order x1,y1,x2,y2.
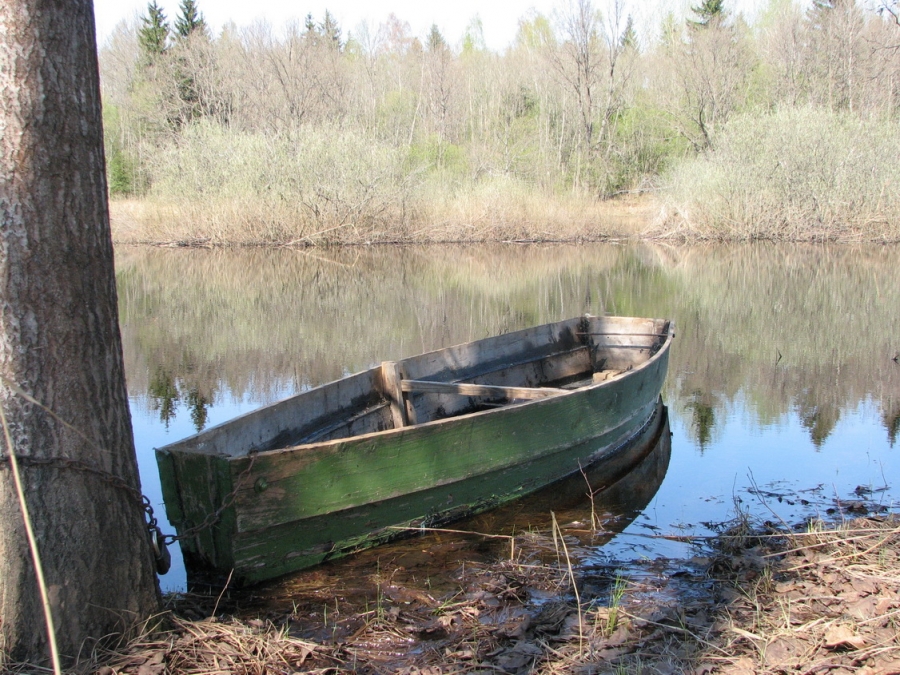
156,450,235,570
405,346,592,422
378,361,409,428
401,379,567,399
162,368,383,456
399,318,585,384
297,403,392,444
584,317,670,371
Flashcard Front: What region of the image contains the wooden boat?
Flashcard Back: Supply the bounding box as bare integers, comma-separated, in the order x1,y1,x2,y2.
156,315,674,586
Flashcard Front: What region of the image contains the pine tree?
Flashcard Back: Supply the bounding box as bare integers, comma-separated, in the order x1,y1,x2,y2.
319,11,342,50
427,24,448,52
620,15,638,50
174,0,208,39
689,0,728,28
138,0,169,65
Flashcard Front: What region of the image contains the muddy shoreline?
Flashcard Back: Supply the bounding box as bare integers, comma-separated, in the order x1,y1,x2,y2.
76,499,900,675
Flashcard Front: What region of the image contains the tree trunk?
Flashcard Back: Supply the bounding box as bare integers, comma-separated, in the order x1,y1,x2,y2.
0,0,160,666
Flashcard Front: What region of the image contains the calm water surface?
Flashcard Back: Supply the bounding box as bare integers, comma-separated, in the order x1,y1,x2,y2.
116,243,900,593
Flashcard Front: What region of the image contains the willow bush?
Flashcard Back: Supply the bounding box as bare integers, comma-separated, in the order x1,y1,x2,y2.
143,122,421,244
662,108,900,241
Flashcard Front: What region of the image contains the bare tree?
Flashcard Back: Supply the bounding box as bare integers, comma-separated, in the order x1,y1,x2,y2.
0,0,159,665
423,25,458,152
547,0,635,189
657,4,751,150
757,1,808,107
805,0,867,112
551,0,604,158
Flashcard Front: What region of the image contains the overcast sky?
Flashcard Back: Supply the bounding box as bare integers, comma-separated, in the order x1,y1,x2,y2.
93,0,730,52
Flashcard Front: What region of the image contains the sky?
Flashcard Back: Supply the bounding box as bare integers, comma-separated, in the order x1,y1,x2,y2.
93,0,722,53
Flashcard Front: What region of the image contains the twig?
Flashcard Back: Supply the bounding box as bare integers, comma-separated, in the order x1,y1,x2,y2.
386,525,513,540
551,511,584,651
0,405,62,675
212,569,234,617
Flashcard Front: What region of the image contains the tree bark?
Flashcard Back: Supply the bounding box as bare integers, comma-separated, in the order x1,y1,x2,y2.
0,0,160,666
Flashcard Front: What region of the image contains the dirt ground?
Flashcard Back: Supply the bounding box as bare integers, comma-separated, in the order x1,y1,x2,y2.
81,504,900,675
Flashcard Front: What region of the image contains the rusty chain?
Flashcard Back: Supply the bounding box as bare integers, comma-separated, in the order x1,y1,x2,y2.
0,377,256,574
0,451,257,545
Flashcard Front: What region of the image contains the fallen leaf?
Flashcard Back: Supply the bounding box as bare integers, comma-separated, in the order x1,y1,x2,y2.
876,597,895,614
852,578,879,595
847,596,880,620
838,590,862,604
136,664,164,675
765,637,803,668
869,659,900,674
509,641,543,656
719,656,755,675
594,646,629,661
444,648,475,659
668,665,694,675
437,613,457,628
824,624,866,650
496,653,531,670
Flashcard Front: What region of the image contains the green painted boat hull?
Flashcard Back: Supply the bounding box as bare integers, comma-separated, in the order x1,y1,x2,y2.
156,315,673,586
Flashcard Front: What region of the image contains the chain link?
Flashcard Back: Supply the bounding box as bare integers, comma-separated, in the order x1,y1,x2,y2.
0,454,146,506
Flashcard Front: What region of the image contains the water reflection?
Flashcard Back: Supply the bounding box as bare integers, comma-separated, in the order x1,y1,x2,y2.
116,242,900,590
146,369,211,431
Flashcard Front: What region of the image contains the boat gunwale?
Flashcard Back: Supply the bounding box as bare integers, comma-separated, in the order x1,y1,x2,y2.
221,316,674,461
154,316,674,461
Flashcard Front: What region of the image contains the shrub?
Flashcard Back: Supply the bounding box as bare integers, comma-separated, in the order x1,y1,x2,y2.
143,122,421,242
662,107,900,241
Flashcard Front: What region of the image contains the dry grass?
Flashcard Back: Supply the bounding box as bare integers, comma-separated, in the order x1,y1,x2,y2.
708,517,900,674
109,191,657,246
100,615,326,675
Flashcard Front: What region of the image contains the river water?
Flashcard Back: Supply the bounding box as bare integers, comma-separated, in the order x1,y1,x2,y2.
116,242,900,594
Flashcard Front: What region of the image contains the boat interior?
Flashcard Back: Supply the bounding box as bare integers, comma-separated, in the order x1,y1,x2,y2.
178,316,671,457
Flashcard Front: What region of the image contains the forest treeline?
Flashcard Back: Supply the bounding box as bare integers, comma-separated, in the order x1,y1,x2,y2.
100,0,900,244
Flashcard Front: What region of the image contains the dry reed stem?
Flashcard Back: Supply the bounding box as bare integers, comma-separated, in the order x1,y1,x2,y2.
0,393,63,675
